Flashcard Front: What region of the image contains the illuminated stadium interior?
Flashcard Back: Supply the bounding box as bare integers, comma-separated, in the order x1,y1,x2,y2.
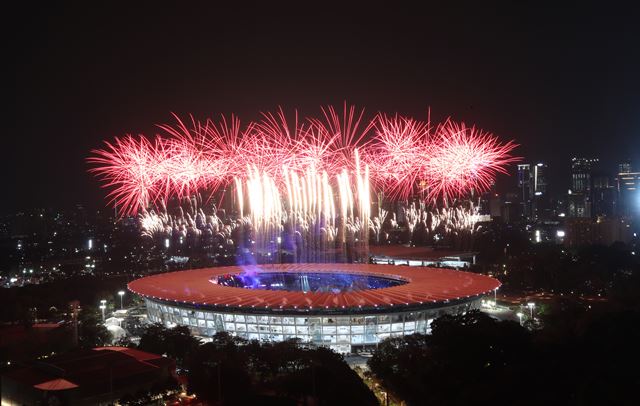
213,272,408,293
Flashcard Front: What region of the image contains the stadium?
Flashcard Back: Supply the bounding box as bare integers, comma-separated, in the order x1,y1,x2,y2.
95,107,512,353
128,264,500,353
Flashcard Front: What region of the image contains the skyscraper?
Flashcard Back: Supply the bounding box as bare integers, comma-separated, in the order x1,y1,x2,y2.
517,164,531,218
592,173,617,217
619,160,632,174
532,163,547,196
531,162,549,220
568,157,599,218
616,162,640,219
517,162,549,221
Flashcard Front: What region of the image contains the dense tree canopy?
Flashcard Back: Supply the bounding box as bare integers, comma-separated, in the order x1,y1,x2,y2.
78,306,111,349
474,226,640,300
369,309,640,406
137,323,200,368
186,333,378,406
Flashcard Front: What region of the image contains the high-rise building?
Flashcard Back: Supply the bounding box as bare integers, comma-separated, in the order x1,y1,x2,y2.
619,160,632,174
616,162,640,219
568,157,599,218
531,162,550,220
517,164,531,218
517,162,549,221
489,193,502,218
502,192,519,223
478,181,497,216
592,173,617,217
571,158,598,193
532,163,547,196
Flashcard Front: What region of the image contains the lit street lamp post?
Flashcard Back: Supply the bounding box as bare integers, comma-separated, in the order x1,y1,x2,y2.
118,290,125,309
100,299,107,322
527,302,536,319
516,312,524,326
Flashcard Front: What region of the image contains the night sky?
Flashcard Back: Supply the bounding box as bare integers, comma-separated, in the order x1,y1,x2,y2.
8,2,640,214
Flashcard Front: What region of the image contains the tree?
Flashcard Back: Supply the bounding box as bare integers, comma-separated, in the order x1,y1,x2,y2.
138,323,200,367
532,306,640,405
187,333,253,405
78,306,111,348
186,333,377,405
369,307,640,406
137,323,168,355
164,325,201,365
369,311,530,406
367,334,429,403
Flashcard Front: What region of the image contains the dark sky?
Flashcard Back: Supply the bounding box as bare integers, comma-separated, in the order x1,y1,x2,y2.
7,2,640,214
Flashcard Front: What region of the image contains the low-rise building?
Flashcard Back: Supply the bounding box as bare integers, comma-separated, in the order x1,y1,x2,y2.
1,347,175,406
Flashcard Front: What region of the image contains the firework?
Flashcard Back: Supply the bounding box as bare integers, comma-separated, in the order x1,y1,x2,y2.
366,113,432,199
425,120,519,202
89,105,518,217
89,136,165,214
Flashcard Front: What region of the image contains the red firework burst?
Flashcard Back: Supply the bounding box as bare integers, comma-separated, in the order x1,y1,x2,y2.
425,120,519,201
88,105,519,215
88,135,165,214
366,113,433,200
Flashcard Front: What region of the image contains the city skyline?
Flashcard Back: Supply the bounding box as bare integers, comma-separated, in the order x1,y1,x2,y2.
2,154,635,216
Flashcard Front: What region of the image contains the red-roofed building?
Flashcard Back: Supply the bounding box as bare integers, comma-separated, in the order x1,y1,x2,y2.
129,264,499,353
1,347,176,405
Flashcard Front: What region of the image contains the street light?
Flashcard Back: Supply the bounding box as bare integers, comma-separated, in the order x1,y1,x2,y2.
118,291,125,310
99,299,107,321
527,302,536,319
516,312,524,326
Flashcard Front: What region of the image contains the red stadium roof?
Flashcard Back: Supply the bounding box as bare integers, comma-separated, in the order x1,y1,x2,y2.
128,264,500,311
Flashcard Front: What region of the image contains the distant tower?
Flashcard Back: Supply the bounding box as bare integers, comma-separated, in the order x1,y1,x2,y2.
517,163,548,221
531,163,548,220
517,164,531,218
568,157,599,218
616,162,640,218
592,168,616,218
619,160,632,174
532,163,547,195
